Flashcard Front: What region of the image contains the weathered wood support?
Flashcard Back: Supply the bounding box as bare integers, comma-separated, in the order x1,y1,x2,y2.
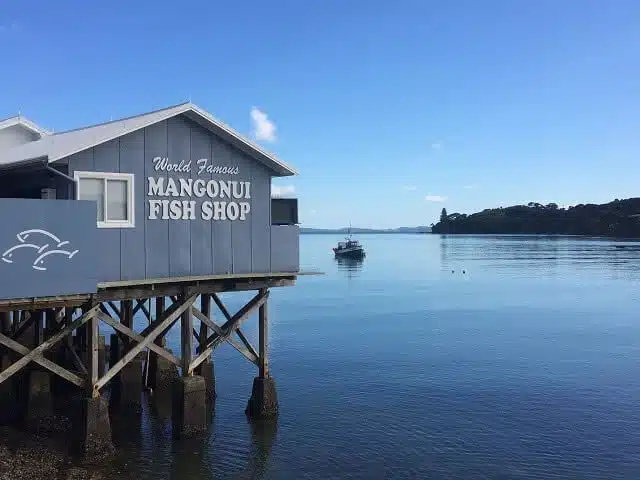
121,300,133,351
195,295,209,376
189,290,268,375
180,293,193,376
87,303,99,398
258,290,269,379
246,288,278,418
95,294,196,391
0,274,298,453
147,296,164,390
0,305,99,387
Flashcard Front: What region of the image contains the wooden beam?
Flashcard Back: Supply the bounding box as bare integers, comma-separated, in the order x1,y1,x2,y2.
0,305,99,384
11,313,35,341
195,295,210,375
121,300,133,350
211,293,260,358
64,336,88,376
180,294,192,376
212,293,232,321
94,294,196,391
0,333,85,387
192,307,258,365
87,305,99,397
235,329,259,360
189,290,267,374
132,299,151,321
96,311,180,367
0,278,296,312
107,301,121,319
258,288,269,378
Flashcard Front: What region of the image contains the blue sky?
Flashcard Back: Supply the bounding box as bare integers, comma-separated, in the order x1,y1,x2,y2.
1,1,640,229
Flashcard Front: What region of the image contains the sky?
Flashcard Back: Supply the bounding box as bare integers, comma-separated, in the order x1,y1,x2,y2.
1,0,640,229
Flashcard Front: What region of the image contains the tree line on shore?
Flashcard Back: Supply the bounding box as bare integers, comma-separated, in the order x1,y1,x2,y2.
431,198,640,237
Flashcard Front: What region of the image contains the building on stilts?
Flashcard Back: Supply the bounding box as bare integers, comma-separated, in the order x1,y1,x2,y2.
0,103,305,458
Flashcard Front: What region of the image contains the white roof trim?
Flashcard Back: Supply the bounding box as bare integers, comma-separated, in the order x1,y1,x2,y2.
0,116,51,136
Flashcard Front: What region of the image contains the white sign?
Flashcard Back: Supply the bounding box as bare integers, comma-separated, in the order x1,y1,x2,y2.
147,157,250,221
152,157,240,175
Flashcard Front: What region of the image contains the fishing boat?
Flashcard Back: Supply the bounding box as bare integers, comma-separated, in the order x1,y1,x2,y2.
333,227,365,258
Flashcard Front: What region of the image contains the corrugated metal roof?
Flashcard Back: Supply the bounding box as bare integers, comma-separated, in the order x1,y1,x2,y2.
0,102,297,176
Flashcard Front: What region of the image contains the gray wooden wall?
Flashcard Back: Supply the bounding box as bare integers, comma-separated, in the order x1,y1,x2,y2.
0,199,104,300
57,114,297,282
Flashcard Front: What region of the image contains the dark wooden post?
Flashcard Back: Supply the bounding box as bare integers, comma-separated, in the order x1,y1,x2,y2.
0,312,11,336
33,310,44,347
121,300,133,352
195,295,209,376
147,297,165,390
87,306,99,398
258,289,269,379
180,293,192,376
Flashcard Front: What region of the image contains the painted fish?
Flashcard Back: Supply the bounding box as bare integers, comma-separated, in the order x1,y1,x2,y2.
1,243,49,264
15,229,63,245
32,249,79,271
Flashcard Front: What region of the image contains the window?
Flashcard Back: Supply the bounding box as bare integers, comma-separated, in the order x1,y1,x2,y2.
74,171,135,228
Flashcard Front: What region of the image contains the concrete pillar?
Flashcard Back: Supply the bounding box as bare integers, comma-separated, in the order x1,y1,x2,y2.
0,312,11,335
0,353,18,424
153,350,180,397
199,356,216,401
74,395,115,461
245,377,279,419
24,370,54,431
148,336,166,391
172,375,207,437
111,354,144,412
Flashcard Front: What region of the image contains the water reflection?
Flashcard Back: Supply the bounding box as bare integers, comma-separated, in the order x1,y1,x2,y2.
334,255,365,279
242,418,278,479
437,234,640,281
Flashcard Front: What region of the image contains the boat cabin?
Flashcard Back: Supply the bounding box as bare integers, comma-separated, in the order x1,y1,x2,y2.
0,103,300,301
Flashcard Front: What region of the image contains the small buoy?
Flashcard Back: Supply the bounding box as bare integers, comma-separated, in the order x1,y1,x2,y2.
463,270,466,274
451,270,454,273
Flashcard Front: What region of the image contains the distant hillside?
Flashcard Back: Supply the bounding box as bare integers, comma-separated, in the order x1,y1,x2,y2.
431,198,640,237
300,226,431,234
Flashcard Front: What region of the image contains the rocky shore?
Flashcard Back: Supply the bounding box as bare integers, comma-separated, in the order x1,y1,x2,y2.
0,425,130,480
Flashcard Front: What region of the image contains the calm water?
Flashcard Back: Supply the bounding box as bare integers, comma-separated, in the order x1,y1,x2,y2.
116,234,640,479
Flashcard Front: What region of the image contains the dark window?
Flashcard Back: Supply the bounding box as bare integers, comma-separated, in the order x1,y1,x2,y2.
271,198,298,225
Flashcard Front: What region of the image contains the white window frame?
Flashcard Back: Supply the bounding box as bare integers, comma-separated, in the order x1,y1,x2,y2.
74,171,135,229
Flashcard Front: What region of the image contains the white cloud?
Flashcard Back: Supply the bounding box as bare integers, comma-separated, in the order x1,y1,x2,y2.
463,184,479,189
424,195,447,202
431,142,442,151
403,185,417,191
250,107,277,142
272,185,295,197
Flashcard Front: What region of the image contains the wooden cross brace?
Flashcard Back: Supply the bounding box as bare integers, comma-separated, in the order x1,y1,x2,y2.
96,311,180,367
211,294,259,359
192,306,258,366
188,290,268,375
132,299,151,321
0,305,101,386
93,293,197,392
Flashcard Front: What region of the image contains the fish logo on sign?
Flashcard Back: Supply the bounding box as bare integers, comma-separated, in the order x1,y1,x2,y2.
1,229,79,271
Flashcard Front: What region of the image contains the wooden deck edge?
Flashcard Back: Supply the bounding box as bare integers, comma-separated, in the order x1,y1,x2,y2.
96,270,324,289
0,271,324,311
